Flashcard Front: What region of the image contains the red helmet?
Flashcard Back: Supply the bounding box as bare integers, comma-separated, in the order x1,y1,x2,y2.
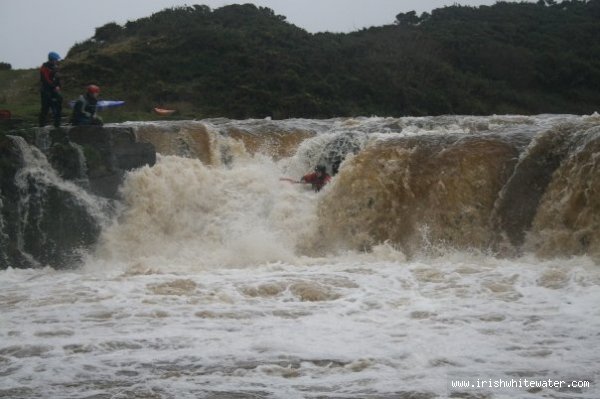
86,85,100,94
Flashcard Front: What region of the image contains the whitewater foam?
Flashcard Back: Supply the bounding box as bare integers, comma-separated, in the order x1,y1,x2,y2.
93,154,320,271
1,254,598,398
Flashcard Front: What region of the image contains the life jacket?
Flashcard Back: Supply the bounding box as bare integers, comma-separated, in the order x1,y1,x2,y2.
40,62,60,92
302,172,332,192
72,94,98,124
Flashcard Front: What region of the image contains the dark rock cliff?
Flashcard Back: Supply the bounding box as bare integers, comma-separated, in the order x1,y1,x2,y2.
0,125,156,269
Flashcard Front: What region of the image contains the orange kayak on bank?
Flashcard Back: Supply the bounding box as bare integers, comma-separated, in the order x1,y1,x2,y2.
153,107,176,116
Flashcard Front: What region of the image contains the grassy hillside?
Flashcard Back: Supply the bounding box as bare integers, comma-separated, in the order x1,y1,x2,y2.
0,69,38,121
2,1,599,123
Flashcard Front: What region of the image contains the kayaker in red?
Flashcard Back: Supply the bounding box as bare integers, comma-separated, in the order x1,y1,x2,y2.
300,165,331,192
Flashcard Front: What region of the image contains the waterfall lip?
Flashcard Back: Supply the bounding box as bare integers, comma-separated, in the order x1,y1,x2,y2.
120,114,581,139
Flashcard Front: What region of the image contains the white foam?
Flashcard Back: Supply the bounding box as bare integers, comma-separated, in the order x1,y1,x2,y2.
93,154,318,271
1,254,598,398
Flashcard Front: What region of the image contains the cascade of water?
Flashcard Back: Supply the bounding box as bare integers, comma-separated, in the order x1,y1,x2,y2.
3,114,598,269
109,115,600,262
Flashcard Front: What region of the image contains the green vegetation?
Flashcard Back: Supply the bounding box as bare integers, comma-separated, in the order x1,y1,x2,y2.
1,1,599,122
0,69,38,120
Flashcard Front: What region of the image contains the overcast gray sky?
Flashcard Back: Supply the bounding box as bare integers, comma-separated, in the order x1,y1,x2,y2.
1,0,532,69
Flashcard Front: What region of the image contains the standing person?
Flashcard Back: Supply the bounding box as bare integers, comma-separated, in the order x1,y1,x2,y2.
71,85,103,126
300,165,332,192
39,51,62,127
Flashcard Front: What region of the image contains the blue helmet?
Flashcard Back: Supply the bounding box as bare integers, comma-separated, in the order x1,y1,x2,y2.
48,51,61,61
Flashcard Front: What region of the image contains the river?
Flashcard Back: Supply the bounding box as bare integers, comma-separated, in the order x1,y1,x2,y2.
1,115,599,398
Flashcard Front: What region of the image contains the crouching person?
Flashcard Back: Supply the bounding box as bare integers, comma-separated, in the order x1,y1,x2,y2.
71,85,103,126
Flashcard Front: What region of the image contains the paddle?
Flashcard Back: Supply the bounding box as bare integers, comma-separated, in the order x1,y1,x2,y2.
279,177,301,184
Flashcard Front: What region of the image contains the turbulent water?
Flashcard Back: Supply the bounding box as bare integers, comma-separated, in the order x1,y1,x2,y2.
1,115,599,398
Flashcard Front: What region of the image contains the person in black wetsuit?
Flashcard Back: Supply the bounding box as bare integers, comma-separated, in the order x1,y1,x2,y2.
71,85,103,126
39,51,62,127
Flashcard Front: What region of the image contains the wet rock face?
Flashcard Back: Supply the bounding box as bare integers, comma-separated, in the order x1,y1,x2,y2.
58,126,156,198
17,181,103,268
0,135,29,268
0,135,104,268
